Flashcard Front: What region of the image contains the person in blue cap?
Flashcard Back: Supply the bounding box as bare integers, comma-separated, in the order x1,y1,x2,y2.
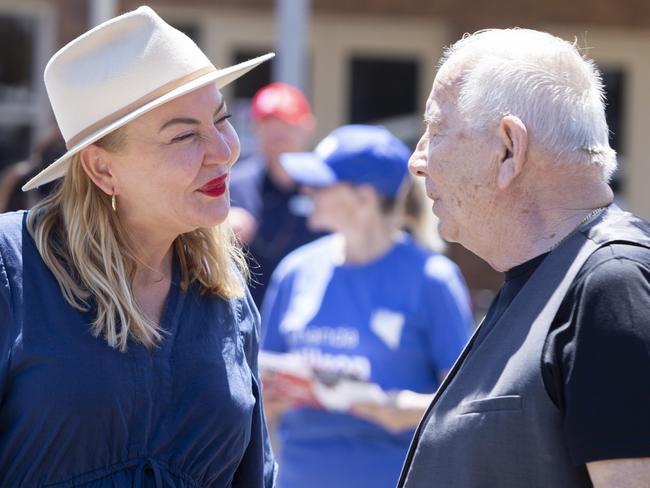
260,124,473,488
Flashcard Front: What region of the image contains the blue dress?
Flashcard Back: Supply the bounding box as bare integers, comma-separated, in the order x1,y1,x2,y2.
262,234,472,488
0,212,276,487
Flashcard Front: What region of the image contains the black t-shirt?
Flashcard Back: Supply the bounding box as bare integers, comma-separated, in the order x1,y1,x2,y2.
483,243,650,464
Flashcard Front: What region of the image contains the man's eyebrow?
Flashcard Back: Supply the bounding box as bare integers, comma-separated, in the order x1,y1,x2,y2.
159,100,226,132
424,113,442,126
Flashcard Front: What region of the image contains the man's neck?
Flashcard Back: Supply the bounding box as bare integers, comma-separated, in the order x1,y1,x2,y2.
484,186,614,272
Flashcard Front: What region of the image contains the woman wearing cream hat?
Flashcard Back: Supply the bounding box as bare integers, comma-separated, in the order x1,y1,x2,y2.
0,6,275,487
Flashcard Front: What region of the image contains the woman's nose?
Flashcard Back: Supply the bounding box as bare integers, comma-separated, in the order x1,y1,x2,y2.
204,127,239,166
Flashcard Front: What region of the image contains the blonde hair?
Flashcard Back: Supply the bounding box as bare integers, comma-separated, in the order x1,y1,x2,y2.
379,175,445,254
401,176,445,253
27,131,248,352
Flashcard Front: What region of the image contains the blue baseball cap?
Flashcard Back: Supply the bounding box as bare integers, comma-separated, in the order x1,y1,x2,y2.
279,124,411,198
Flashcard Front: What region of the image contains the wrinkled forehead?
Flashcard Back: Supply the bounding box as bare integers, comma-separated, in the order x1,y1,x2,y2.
434,55,468,94
425,64,464,119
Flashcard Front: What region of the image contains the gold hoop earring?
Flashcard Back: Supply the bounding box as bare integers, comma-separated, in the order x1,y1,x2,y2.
111,193,117,212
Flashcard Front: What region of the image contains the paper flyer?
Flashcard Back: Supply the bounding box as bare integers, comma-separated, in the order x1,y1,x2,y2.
259,351,389,411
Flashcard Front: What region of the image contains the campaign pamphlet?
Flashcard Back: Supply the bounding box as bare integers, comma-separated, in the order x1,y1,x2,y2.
259,351,389,411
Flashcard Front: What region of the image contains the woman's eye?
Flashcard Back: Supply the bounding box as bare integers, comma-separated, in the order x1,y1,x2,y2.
214,113,232,126
171,132,196,143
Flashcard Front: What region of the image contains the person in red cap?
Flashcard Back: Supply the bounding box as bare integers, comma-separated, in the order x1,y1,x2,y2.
229,82,322,306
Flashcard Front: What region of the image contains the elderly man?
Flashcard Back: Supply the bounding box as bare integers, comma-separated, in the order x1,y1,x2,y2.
400,29,650,487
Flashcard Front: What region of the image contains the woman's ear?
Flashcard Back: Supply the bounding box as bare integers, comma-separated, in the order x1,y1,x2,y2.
79,144,118,196
497,115,528,190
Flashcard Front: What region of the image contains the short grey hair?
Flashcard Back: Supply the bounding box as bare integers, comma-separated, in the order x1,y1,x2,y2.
440,28,617,181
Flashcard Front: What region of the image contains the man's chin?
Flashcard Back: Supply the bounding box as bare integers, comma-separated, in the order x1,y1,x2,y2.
437,220,460,244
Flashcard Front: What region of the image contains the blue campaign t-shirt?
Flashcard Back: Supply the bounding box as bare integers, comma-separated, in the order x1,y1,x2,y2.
261,233,472,488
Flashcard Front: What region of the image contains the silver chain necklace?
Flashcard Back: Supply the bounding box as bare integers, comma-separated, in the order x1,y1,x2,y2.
549,206,607,251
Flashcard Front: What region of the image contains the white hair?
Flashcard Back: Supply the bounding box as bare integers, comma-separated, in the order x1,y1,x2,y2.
440,28,617,181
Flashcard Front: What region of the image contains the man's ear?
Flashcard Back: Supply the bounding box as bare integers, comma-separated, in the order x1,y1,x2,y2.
497,115,528,190
79,144,118,196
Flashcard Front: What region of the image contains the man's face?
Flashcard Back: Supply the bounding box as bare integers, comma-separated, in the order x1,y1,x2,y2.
409,64,501,246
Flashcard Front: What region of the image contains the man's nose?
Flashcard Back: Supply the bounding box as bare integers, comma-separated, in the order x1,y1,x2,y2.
408,135,428,177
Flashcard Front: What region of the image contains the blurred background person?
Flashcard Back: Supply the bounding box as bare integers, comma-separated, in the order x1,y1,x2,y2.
260,124,472,488
0,128,65,212
0,161,35,212
229,82,322,306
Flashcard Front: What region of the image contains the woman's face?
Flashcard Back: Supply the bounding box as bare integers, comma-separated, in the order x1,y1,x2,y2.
106,84,240,240
305,184,360,232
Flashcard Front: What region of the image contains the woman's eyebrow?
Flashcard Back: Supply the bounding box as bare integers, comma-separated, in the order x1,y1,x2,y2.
159,117,199,132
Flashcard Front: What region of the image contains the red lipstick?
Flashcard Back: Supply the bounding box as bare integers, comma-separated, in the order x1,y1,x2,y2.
198,174,228,198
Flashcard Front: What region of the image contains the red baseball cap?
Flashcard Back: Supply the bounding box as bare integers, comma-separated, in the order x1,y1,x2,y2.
251,82,312,125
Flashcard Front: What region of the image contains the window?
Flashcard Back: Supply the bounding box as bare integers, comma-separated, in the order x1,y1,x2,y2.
171,23,201,46
0,13,39,171
0,15,36,105
349,56,419,124
230,49,274,158
231,49,274,100
0,124,30,169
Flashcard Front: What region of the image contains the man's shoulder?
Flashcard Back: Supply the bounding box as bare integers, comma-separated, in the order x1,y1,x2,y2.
582,242,650,273
588,205,650,247
577,204,650,279
574,242,650,297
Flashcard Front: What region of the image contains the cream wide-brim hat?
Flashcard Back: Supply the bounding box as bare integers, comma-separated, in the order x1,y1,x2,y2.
23,6,274,191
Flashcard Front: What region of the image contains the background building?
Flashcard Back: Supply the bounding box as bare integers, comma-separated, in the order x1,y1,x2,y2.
2,0,649,312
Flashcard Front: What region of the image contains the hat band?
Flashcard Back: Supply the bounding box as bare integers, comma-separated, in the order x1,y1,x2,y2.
65,65,217,149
